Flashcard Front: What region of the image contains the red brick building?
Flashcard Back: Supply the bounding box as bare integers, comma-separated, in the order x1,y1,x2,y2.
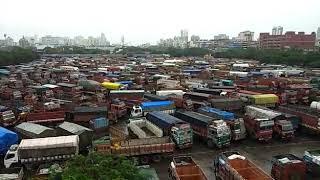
259,31,316,50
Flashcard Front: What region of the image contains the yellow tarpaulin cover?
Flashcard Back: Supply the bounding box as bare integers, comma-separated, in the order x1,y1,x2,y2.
251,94,279,104
101,82,122,90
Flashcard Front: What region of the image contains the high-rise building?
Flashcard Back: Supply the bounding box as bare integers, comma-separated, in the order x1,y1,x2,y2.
259,31,316,49
272,26,284,35
238,31,254,41
317,27,320,39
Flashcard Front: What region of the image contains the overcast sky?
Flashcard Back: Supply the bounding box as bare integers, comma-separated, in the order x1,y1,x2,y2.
1,0,319,45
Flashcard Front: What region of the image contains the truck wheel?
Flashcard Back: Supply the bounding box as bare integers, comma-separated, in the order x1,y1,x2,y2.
152,155,161,163
140,156,149,165
207,140,214,148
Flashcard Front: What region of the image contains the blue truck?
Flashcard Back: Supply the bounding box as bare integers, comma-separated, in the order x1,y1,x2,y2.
131,101,175,117
197,106,246,141
0,127,19,155
146,111,193,149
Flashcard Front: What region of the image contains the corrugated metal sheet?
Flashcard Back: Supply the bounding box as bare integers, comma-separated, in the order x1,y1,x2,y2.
15,122,55,137
58,122,93,135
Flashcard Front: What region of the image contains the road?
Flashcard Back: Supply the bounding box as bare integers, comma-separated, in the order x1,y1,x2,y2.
151,134,320,180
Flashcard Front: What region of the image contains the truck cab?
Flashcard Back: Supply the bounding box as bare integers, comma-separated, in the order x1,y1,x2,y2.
245,117,274,142
271,154,306,180
273,120,294,140
207,120,231,148
303,150,320,177
228,118,246,141
171,123,193,149
4,145,19,168
131,106,143,117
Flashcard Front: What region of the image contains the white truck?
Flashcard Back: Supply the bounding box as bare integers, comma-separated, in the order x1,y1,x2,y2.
4,135,79,169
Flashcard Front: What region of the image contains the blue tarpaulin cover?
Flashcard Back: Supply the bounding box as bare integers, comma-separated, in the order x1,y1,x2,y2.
198,106,235,120
0,127,18,155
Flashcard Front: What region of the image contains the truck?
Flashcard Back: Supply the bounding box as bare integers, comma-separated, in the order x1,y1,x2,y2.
175,110,231,148
146,111,193,149
278,105,320,134
303,150,320,177
244,106,275,142
4,135,79,169
214,151,273,180
248,94,279,107
0,127,19,156
107,99,127,123
0,167,24,180
94,136,174,164
131,101,175,117
168,96,193,110
144,93,168,101
271,154,306,180
246,105,294,140
197,106,246,141
19,110,65,124
128,118,163,139
168,156,207,180
209,98,244,111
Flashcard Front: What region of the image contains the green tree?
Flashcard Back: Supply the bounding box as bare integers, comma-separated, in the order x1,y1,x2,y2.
62,153,148,180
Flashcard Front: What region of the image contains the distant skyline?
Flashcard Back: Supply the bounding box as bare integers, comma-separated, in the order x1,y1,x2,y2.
1,0,319,45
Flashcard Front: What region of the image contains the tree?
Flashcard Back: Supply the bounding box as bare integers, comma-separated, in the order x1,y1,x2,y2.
62,152,149,180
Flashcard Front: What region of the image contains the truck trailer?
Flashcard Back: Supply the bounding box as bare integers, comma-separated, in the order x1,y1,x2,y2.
175,110,231,148
214,151,273,180
95,136,174,164
271,154,306,180
197,106,246,141
146,111,193,149
128,118,163,139
4,135,79,169
169,156,207,180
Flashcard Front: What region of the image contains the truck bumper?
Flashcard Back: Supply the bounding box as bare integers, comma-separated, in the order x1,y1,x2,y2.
178,143,193,149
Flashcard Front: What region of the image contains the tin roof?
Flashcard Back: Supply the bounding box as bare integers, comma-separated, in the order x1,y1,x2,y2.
58,122,92,135
15,122,54,135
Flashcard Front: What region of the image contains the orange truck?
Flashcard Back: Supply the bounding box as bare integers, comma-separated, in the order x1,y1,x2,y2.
95,136,174,164
214,151,273,180
169,156,207,180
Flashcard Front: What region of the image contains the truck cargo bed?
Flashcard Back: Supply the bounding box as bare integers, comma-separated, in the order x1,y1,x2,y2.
229,159,272,180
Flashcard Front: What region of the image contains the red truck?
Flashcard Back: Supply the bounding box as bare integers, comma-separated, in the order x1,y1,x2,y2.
168,96,194,110
19,110,65,124
278,105,320,134
169,156,207,180
214,151,273,180
271,154,306,180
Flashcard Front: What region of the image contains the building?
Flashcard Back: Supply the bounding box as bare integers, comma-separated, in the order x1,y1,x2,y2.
259,31,316,50
272,26,283,35
19,37,30,48
238,31,254,42
41,36,68,46
316,27,320,47
214,34,229,40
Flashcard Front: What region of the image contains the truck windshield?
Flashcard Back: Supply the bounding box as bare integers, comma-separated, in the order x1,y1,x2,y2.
282,124,293,131
260,126,272,131
233,123,241,130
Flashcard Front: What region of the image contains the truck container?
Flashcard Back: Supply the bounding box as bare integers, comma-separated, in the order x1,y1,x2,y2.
0,167,24,180
95,136,174,164
303,150,320,177
249,94,279,107
0,109,16,126
175,110,231,148
68,106,107,123
146,111,193,149
131,101,175,117
169,156,207,180
109,90,145,100
156,90,185,97
197,106,246,141
128,118,163,139
278,105,320,134
0,127,18,156
144,93,168,101
244,106,275,142
20,110,65,124
214,151,273,180
4,135,79,168
57,122,93,152
15,122,56,139
271,154,306,180
209,98,244,111
183,92,213,102
90,117,108,134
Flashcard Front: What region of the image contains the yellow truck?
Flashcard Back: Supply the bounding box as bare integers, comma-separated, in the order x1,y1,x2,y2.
101,82,122,90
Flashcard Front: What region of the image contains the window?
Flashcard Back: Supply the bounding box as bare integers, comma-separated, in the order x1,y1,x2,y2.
5,153,15,160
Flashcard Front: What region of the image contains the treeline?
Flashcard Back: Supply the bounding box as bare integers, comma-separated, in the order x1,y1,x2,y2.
0,47,39,66
214,48,320,67
121,46,211,57
44,46,110,54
